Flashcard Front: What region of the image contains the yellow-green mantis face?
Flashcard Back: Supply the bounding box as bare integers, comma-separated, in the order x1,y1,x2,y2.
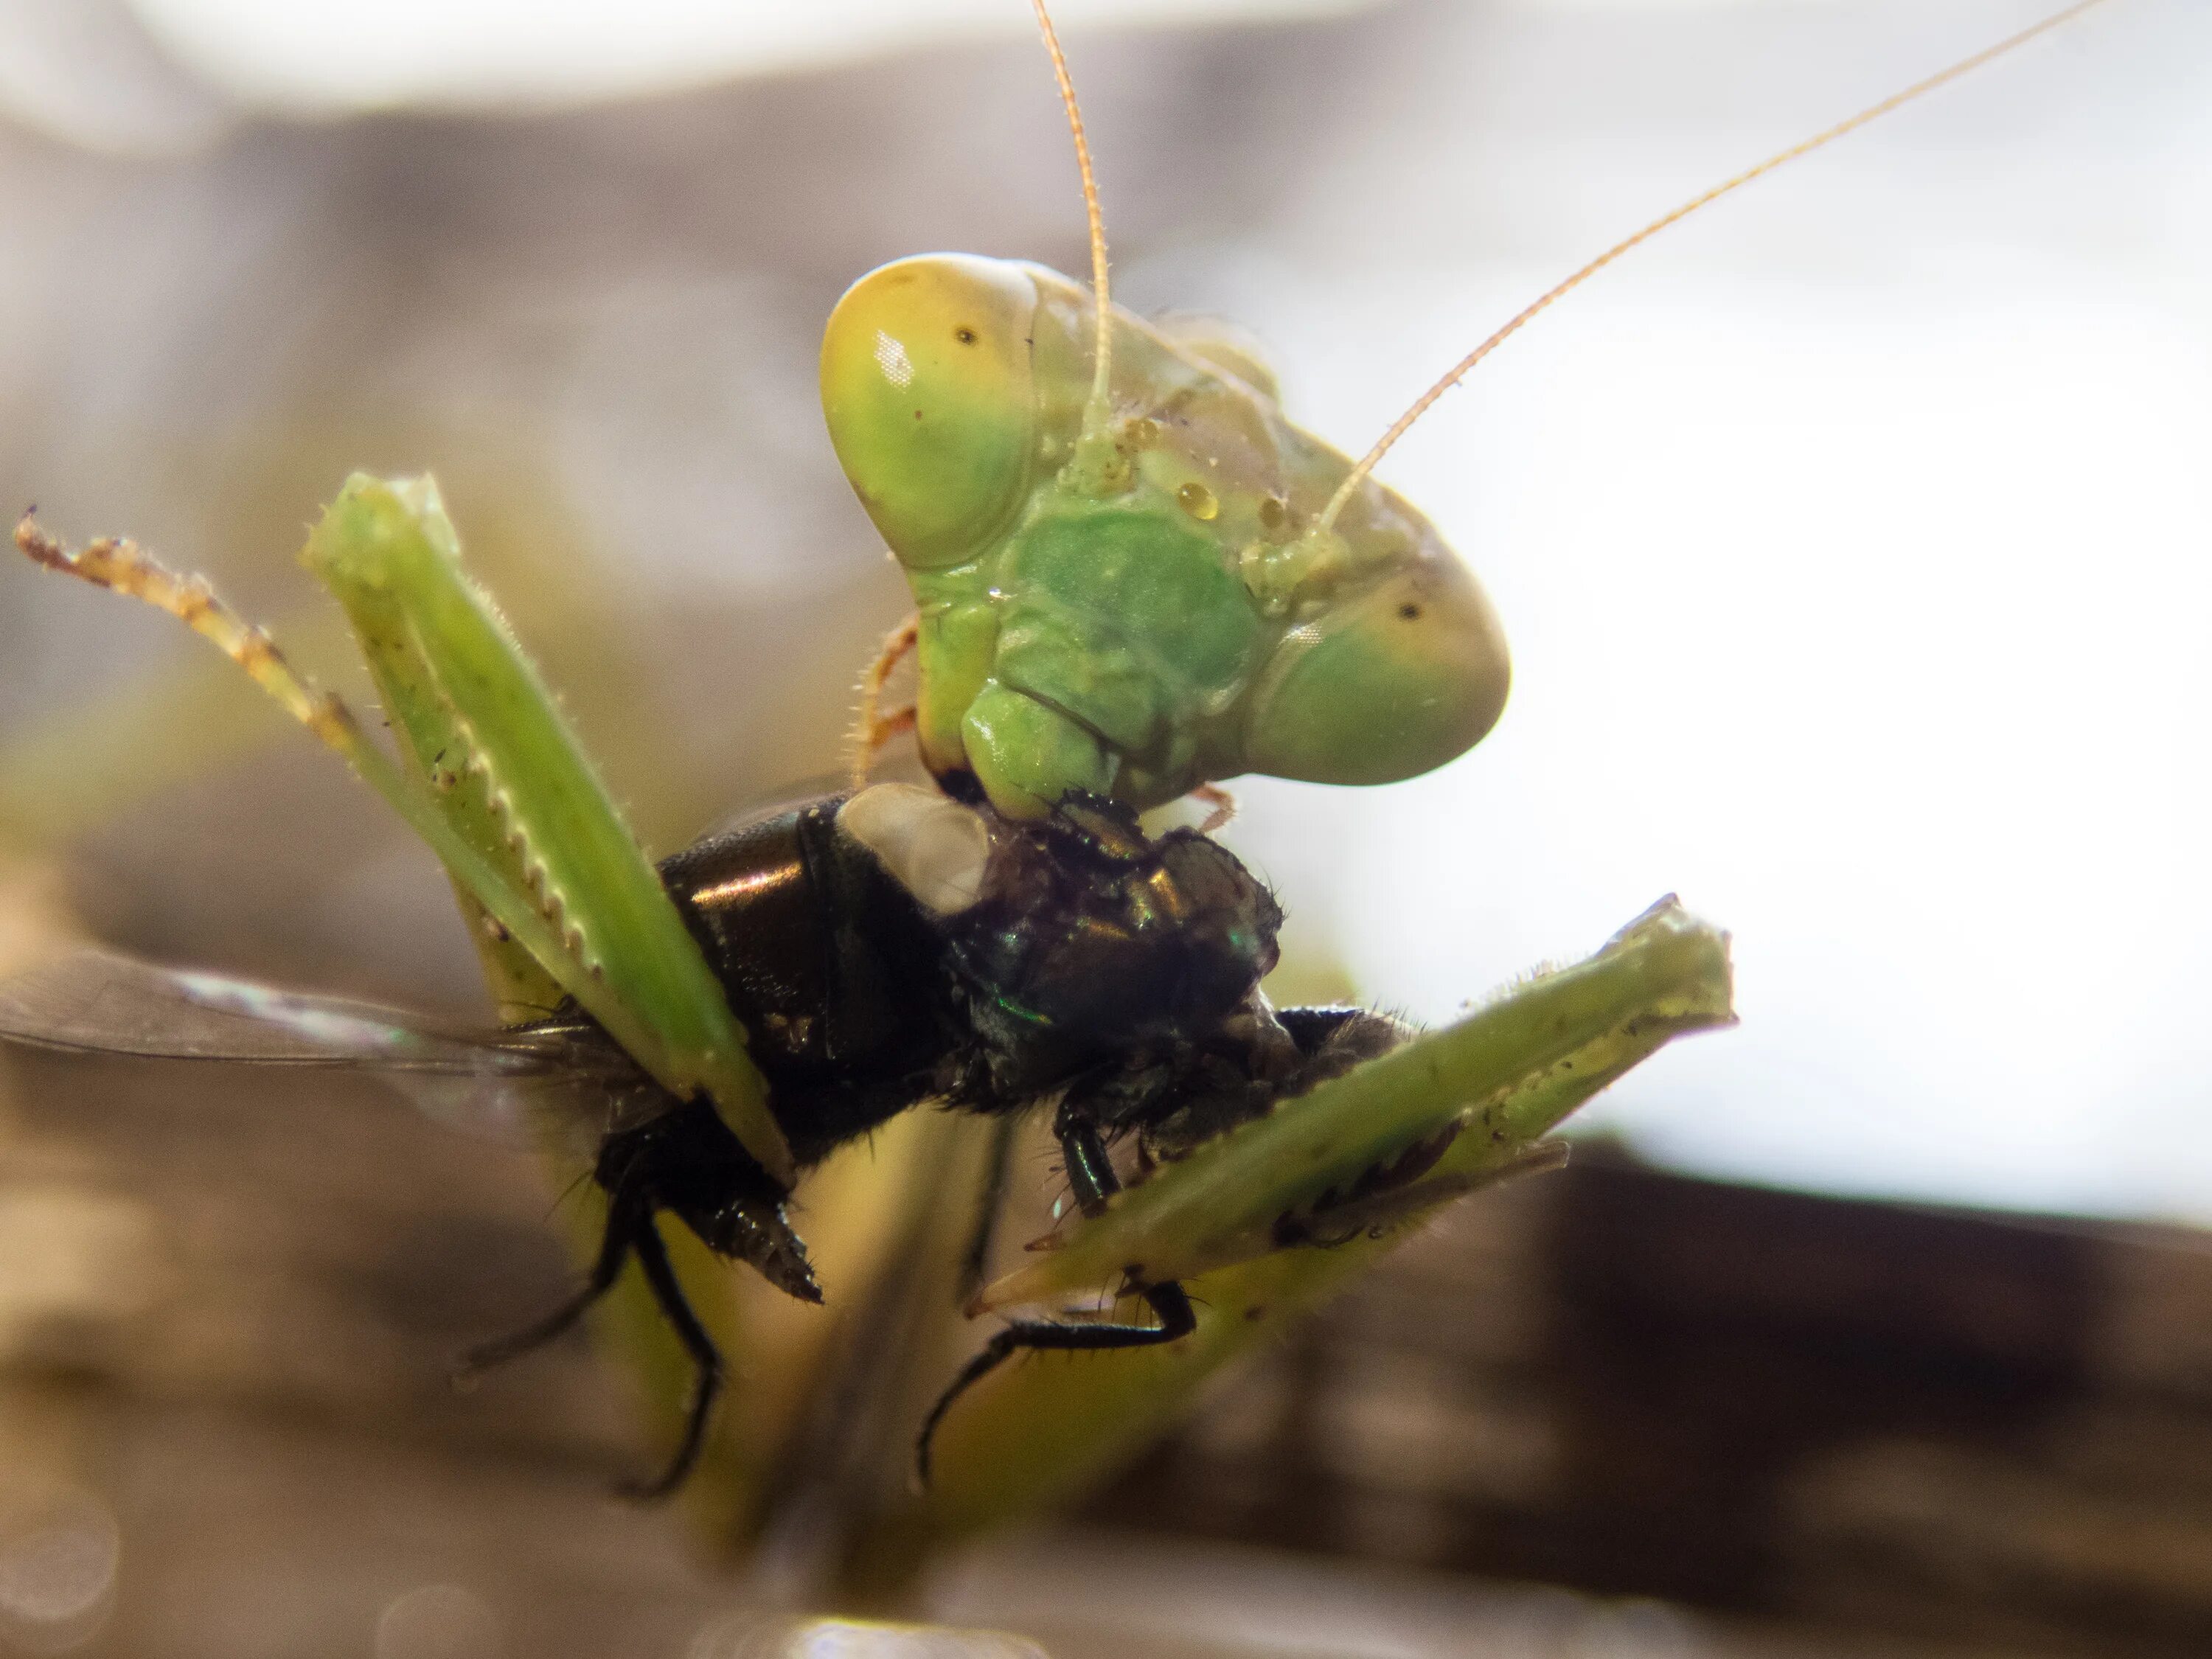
820,253,1511,818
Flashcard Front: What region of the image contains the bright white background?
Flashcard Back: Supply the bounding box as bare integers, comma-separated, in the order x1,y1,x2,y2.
1209,0,2212,1221
125,0,1366,108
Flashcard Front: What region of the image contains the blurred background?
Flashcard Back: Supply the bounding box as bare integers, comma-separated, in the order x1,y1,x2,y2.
0,0,2207,1653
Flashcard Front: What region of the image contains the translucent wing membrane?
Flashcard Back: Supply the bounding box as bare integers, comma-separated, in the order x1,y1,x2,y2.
0,948,518,1065
394,1060,672,1159
0,947,667,1155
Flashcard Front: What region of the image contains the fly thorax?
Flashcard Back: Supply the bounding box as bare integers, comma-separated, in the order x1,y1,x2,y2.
937,796,1282,1058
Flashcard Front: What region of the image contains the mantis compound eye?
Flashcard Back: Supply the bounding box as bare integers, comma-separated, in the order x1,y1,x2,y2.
820,254,1040,571
1242,550,1512,787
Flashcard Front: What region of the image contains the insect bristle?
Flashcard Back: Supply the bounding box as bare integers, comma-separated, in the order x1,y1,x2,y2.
1315,0,2115,538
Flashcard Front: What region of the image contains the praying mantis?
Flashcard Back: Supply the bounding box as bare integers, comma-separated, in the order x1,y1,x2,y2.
0,0,2138,1577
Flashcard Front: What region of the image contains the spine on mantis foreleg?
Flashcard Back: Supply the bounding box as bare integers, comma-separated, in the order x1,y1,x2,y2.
15,481,794,1186
301,474,792,1183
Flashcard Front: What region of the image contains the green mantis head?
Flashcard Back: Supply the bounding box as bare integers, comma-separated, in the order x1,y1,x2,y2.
818,0,2084,828
818,251,1512,816
814,12,1511,819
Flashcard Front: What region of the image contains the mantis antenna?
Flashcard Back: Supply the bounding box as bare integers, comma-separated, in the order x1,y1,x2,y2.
1315,0,2115,537
1031,0,1115,437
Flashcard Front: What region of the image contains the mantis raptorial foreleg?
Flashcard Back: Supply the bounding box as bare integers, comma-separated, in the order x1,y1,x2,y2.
15,480,795,1185
893,898,1733,1519
978,896,1732,1305
1266,1138,1573,1249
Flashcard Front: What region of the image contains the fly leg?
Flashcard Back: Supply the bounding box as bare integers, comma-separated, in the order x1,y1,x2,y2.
916,1110,1197,1486
848,612,920,788
456,1190,723,1502
622,1216,725,1500
456,1197,636,1377
914,1281,1194,1488
1057,1105,1118,1217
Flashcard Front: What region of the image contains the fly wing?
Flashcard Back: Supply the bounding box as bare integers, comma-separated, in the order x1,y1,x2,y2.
386,1058,675,1159
690,773,849,841
0,947,675,1154
0,947,549,1067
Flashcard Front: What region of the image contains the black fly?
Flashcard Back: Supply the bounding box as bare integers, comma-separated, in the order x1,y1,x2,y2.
0,785,1409,1495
